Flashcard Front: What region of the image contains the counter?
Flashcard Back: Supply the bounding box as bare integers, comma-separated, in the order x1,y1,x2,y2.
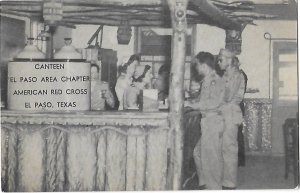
1,111,174,191
182,110,201,188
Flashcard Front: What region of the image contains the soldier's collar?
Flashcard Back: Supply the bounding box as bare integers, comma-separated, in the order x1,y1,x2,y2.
203,71,216,82
225,66,238,76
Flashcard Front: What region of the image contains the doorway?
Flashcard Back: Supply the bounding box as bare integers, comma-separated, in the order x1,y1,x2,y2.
271,41,298,155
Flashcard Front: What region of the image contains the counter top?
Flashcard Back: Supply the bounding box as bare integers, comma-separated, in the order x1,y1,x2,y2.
1,110,169,126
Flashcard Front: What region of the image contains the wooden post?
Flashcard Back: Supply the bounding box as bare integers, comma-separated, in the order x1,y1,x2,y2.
166,0,188,190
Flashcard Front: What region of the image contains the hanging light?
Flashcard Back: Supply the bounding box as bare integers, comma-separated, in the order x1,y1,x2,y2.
225,29,242,55
43,0,63,26
117,20,132,45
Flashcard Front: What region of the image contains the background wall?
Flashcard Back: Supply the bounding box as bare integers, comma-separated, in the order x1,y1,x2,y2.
194,24,226,56
194,20,297,100
71,25,135,65
239,20,297,99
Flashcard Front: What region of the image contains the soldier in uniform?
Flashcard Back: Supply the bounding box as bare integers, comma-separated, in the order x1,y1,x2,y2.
233,56,248,167
218,49,245,189
185,52,225,189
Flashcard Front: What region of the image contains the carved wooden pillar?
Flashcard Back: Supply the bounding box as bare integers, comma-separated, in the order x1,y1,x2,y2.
166,0,188,190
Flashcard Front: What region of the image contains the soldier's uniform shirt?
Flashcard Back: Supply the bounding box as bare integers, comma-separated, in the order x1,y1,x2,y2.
191,71,225,112
191,71,225,189
220,66,245,188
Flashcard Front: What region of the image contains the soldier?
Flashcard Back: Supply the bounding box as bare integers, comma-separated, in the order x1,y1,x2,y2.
233,56,248,167
218,49,245,189
185,52,225,189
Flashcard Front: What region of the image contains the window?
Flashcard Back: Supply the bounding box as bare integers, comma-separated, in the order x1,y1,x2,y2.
278,52,298,100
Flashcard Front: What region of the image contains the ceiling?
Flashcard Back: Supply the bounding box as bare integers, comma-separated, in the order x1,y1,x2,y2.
0,0,297,30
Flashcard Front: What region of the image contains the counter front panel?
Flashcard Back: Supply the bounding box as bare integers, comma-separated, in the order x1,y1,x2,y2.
1,111,174,191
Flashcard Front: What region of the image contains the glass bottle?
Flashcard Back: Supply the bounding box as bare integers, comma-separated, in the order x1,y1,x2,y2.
54,38,82,59
16,37,46,60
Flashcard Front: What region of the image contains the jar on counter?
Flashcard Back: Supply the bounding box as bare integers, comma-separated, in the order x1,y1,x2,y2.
54,38,82,59
15,37,46,60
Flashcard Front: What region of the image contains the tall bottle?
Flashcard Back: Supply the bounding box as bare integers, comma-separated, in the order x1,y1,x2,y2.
16,37,46,60
54,38,82,59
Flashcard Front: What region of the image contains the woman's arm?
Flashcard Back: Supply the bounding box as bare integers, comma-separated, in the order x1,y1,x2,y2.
115,82,124,110
104,88,115,108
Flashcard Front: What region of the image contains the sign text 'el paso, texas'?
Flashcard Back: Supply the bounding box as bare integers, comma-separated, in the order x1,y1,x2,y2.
7,62,91,111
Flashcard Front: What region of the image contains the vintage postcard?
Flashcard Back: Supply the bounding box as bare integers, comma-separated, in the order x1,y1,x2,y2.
0,0,298,191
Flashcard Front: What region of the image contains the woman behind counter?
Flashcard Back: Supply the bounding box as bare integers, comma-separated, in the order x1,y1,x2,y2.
124,65,152,109
115,54,140,110
90,63,115,110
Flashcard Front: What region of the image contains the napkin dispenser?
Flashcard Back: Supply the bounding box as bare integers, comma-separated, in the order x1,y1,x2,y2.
140,89,159,112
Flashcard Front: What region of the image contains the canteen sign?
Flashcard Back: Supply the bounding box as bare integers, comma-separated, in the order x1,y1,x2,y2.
7,61,91,111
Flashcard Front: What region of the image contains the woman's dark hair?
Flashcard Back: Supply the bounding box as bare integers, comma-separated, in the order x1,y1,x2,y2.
118,54,140,74
132,65,151,82
127,54,140,65
158,62,171,76
118,65,128,74
91,64,100,72
195,52,215,70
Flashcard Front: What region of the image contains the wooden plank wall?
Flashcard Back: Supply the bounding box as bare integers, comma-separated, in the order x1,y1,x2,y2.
1,123,172,191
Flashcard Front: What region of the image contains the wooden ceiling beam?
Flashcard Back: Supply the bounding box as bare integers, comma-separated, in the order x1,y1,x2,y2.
62,17,167,26
63,3,164,10
63,12,163,18
0,9,40,18
226,11,276,19
0,0,162,5
190,0,242,30
65,15,167,23
1,0,282,28
212,2,254,10
1,0,42,2
63,15,208,27
1,5,42,12
63,10,163,16
215,0,289,5
0,1,41,5
62,0,162,7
